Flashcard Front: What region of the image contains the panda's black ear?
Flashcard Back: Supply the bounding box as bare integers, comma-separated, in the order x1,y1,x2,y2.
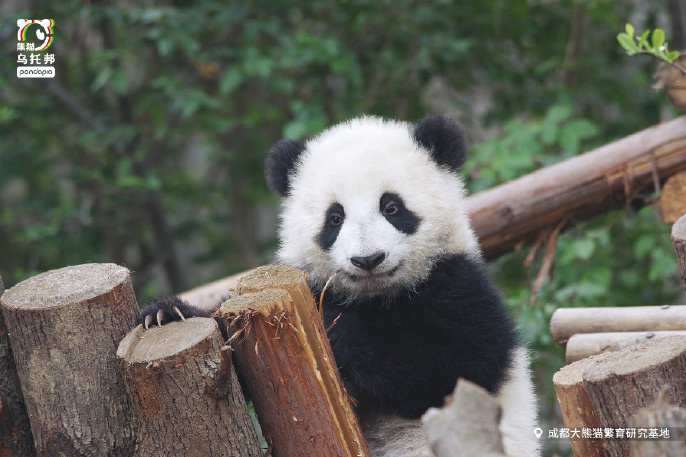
413,115,467,171
265,139,306,196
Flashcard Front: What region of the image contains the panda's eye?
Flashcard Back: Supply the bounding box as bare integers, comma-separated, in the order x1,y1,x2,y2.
383,201,399,216
330,213,344,226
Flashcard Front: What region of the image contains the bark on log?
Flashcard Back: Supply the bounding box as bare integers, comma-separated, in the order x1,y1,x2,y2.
660,171,686,223
550,305,686,347
465,116,686,259
0,264,139,457
0,274,36,457
583,336,686,457
216,265,370,457
671,213,686,290
552,354,611,457
422,378,506,457
117,318,262,457
565,330,686,364
630,402,686,457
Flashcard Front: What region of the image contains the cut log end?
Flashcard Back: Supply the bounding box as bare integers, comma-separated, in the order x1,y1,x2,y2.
673,214,686,291
235,264,307,294
117,317,263,457
1,263,130,310
673,213,686,240
660,171,686,223
117,318,219,363
582,335,686,382
217,288,290,319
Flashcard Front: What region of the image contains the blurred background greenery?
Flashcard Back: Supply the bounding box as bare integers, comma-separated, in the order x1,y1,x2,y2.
1,1,684,455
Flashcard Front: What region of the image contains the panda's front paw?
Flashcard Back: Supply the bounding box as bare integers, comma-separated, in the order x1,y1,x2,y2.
138,296,208,329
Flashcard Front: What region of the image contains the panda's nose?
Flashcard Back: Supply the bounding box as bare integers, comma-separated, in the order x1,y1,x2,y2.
350,252,386,271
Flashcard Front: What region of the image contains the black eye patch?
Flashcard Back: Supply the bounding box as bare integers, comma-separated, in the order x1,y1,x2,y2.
380,192,421,235
317,202,345,250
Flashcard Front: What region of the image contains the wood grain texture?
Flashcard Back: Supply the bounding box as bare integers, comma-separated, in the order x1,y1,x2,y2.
217,265,370,457
0,273,36,457
550,305,686,347
565,330,686,363
583,336,686,457
117,318,262,457
465,116,686,259
553,354,611,457
0,264,139,457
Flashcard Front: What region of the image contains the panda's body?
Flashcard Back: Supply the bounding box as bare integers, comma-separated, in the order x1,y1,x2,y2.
266,116,539,457
142,115,539,457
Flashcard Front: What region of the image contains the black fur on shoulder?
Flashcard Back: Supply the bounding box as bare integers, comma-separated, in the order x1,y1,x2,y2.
312,254,518,420
265,139,306,196
413,115,468,172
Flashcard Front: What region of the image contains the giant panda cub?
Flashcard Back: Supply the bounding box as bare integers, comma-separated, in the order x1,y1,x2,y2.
141,115,540,457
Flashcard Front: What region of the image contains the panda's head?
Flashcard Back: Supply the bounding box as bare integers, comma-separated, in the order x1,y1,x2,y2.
265,115,480,299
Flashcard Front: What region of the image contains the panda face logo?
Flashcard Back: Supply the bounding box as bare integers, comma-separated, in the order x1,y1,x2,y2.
17,19,54,51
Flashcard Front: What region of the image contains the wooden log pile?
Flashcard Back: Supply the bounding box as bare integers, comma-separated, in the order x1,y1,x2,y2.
552,213,686,457
0,264,263,457
553,336,686,457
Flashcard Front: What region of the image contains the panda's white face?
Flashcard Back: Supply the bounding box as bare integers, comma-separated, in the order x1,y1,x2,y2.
274,117,480,298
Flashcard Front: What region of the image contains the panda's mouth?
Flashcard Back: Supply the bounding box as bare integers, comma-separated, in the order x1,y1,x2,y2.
347,262,402,282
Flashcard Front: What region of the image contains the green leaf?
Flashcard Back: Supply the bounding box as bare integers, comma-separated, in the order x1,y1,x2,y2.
625,23,635,38
638,30,650,50
617,33,637,54
559,119,599,155
652,28,665,50
667,50,681,63
219,68,243,95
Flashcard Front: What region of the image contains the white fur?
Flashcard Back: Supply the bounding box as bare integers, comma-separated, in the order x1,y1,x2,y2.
276,116,480,296
496,346,541,457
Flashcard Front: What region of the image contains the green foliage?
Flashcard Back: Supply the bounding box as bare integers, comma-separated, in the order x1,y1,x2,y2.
466,102,599,191
618,24,681,65
1,3,684,455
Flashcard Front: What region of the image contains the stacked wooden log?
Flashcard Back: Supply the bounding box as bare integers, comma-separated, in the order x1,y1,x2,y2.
551,212,686,457
0,263,262,457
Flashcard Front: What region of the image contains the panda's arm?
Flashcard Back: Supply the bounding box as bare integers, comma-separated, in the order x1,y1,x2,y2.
138,297,228,339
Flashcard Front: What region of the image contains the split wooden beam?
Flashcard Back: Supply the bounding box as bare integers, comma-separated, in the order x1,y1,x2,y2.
216,265,370,457
0,264,139,457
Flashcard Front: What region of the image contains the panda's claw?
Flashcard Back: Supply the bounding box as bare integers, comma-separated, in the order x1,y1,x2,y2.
173,306,186,321
157,309,164,328
144,314,152,330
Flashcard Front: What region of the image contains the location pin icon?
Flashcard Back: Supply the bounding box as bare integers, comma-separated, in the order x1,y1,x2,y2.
534,427,543,438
